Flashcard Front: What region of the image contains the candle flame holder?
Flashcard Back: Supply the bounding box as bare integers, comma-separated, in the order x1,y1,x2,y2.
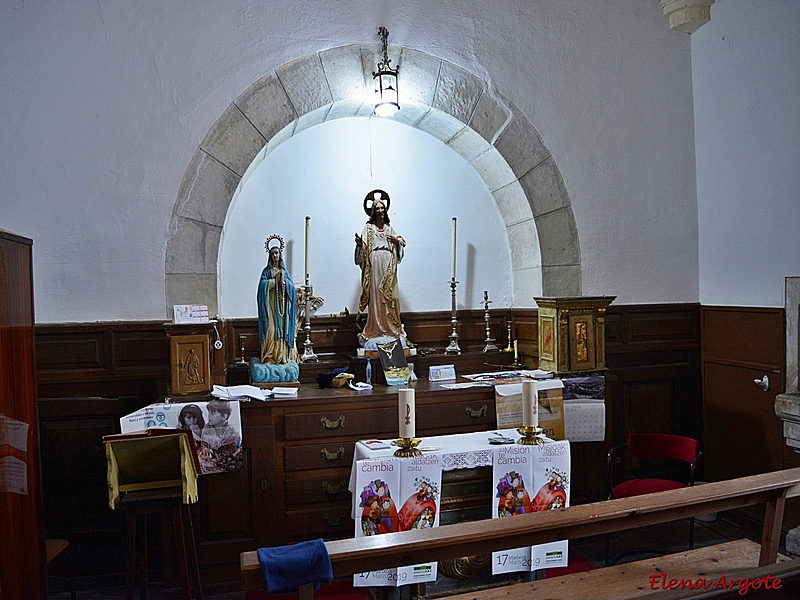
482,290,499,353
444,278,462,355
236,335,247,365
516,426,545,445
300,283,319,363
393,437,423,457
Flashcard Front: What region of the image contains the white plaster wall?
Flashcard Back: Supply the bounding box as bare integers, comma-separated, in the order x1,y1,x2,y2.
693,0,800,308
219,117,514,317
0,1,701,323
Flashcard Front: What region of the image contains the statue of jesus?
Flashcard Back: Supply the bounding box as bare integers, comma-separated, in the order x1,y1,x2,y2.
354,190,406,345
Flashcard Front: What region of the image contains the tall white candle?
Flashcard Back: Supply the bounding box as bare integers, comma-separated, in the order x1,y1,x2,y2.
304,216,310,280
398,388,416,439
522,380,539,428
451,217,457,279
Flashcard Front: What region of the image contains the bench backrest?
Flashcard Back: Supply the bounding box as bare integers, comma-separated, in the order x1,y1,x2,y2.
241,467,800,590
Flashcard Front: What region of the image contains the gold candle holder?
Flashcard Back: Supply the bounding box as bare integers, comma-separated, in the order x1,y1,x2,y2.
516,426,545,445
393,437,423,458
236,335,247,365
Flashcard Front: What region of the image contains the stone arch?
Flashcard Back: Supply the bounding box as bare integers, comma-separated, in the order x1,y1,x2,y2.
165,44,581,315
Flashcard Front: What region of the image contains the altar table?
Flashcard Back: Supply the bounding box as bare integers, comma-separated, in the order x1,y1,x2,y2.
348,430,572,587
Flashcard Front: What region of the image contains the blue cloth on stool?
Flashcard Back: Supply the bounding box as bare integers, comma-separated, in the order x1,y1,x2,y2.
257,539,333,594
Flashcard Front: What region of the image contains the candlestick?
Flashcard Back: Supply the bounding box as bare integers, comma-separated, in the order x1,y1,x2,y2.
237,335,247,364
522,380,538,427
482,290,499,353
503,319,513,352
451,217,457,279
444,278,462,355
304,216,310,281
398,388,416,439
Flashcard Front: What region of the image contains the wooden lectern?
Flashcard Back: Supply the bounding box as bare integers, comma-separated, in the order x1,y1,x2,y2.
104,430,203,599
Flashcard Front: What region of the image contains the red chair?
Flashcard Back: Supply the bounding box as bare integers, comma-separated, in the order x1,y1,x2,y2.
604,433,702,565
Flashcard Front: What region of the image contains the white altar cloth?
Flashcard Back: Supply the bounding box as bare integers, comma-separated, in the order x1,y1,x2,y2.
349,430,569,518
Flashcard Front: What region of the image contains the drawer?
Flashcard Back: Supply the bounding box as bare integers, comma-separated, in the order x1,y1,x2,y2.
417,398,496,433
285,501,353,538
284,406,396,441
284,442,355,472
285,474,352,504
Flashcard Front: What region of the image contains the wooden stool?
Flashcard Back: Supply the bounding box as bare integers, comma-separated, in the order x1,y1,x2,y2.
119,488,203,600
46,539,77,600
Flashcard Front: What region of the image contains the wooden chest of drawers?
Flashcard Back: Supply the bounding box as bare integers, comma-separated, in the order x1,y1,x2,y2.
192,381,500,589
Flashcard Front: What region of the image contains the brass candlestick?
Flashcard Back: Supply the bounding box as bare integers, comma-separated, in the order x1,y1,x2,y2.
508,339,524,369
444,278,462,355
503,319,513,352
482,290,499,353
300,282,319,363
516,426,545,446
237,334,247,365
393,437,422,458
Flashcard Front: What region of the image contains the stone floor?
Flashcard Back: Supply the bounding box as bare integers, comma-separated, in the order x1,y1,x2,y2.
46,513,777,599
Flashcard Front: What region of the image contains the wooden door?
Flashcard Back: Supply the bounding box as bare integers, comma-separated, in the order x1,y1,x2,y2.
0,230,47,599
702,306,785,481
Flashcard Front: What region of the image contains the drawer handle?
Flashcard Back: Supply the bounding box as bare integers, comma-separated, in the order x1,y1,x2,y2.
322,513,346,527
260,479,268,491
322,481,345,495
321,415,346,430
321,447,346,462
466,404,488,419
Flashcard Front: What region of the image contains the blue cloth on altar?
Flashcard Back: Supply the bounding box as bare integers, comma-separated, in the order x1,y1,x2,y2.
257,539,332,594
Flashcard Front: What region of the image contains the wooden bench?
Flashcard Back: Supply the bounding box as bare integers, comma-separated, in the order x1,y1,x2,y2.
241,467,800,598
445,539,791,599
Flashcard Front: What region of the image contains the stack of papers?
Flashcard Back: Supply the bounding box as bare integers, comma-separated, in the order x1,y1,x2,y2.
211,385,298,401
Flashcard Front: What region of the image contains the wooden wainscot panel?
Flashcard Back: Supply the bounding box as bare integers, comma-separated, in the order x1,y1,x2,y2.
35,321,170,400
702,306,784,368
627,306,700,347
36,326,107,373
113,328,170,369
38,395,147,577
198,465,254,542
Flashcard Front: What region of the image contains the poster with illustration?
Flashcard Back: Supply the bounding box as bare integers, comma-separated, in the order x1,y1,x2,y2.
353,455,441,587
491,441,571,574
120,401,242,474
530,441,570,568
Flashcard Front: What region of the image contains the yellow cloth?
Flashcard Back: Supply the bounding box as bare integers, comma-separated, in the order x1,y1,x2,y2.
104,432,199,509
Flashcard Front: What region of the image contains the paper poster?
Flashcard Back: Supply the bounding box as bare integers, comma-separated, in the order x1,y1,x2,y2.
0,455,28,494
494,380,565,439
173,304,210,324
354,455,441,587
562,376,605,402
120,401,242,474
492,445,535,574
0,415,29,452
491,442,571,574
530,441,570,568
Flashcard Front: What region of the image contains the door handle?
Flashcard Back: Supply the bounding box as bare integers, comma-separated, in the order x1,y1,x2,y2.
754,375,770,392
